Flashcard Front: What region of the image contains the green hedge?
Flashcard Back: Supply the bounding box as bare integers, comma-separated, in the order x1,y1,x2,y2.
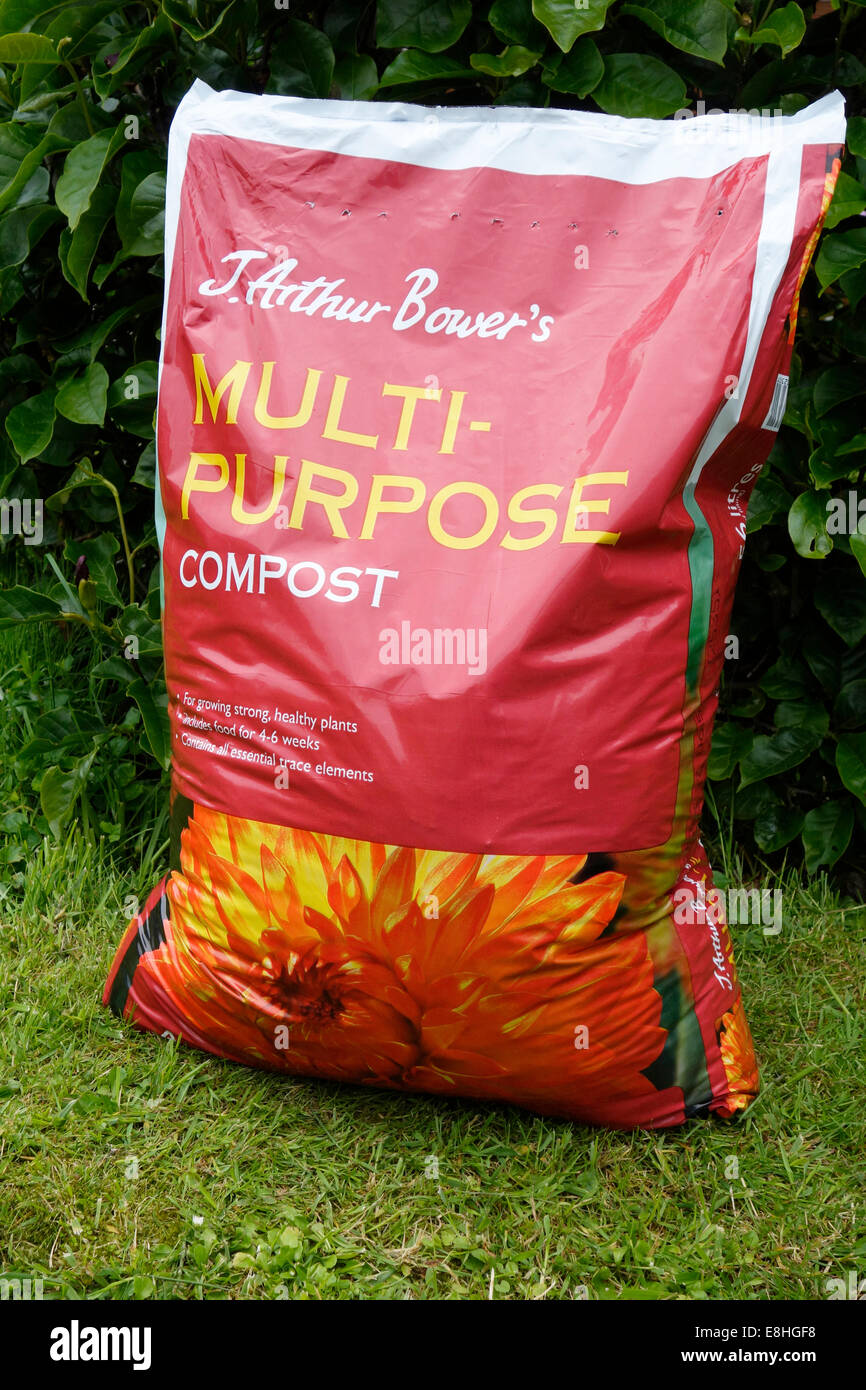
0,1,864,886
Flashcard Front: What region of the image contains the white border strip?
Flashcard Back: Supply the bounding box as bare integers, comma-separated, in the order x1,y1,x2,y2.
153,105,194,566
681,139,805,685
169,81,844,185
685,140,803,494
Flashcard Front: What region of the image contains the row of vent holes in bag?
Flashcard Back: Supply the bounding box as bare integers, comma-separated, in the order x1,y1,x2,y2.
300,203,725,226
300,202,632,231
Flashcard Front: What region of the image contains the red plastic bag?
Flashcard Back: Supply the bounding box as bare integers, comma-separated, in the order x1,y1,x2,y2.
106,83,845,1127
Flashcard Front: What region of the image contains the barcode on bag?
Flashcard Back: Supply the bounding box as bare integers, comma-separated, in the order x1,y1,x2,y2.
761,374,789,431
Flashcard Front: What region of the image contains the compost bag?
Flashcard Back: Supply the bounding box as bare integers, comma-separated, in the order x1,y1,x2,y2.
105,82,846,1127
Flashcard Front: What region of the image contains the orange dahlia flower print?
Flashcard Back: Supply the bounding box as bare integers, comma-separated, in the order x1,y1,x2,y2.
128,806,670,1118
716,999,759,1115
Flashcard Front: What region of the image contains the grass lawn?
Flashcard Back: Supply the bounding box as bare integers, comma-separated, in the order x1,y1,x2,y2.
1,824,863,1301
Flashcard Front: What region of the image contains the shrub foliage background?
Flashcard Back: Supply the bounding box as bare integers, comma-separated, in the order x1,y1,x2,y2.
0,0,864,891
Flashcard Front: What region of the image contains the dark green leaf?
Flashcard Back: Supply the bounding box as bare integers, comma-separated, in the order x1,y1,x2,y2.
378,50,475,86
107,361,158,408
91,152,163,284
841,645,866,687
836,733,866,803
91,14,172,99
834,680,866,730
161,0,239,40
55,362,109,426
122,172,165,257
45,460,102,512
116,603,163,660
739,1,806,57
846,116,866,158
40,752,96,837
754,802,803,852
26,711,103,758
0,32,58,64
728,687,766,719
801,800,854,874
815,229,866,291
376,0,472,52
745,475,790,533
824,170,866,230
128,677,170,769
739,727,824,787
787,491,832,559
42,2,124,60
0,201,61,270
489,0,547,48
0,120,46,213
811,447,863,489
0,585,62,628
760,652,810,700
621,0,729,66
267,20,335,98
55,126,123,230
97,166,165,283
802,628,840,696
593,53,686,119
734,780,781,822
0,350,39,397
0,97,107,216
8,166,49,210
324,1,368,53
58,182,114,300
531,0,614,53
707,722,753,780
5,387,55,463
836,433,866,458
333,53,379,100
850,532,866,580
813,365,866,416
471,45,541,77
542,37,602,96
775,700,829,738
815,569,866,646
132,440,155,490
815,400,866,456
56,295,160,363
839,266,866,313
